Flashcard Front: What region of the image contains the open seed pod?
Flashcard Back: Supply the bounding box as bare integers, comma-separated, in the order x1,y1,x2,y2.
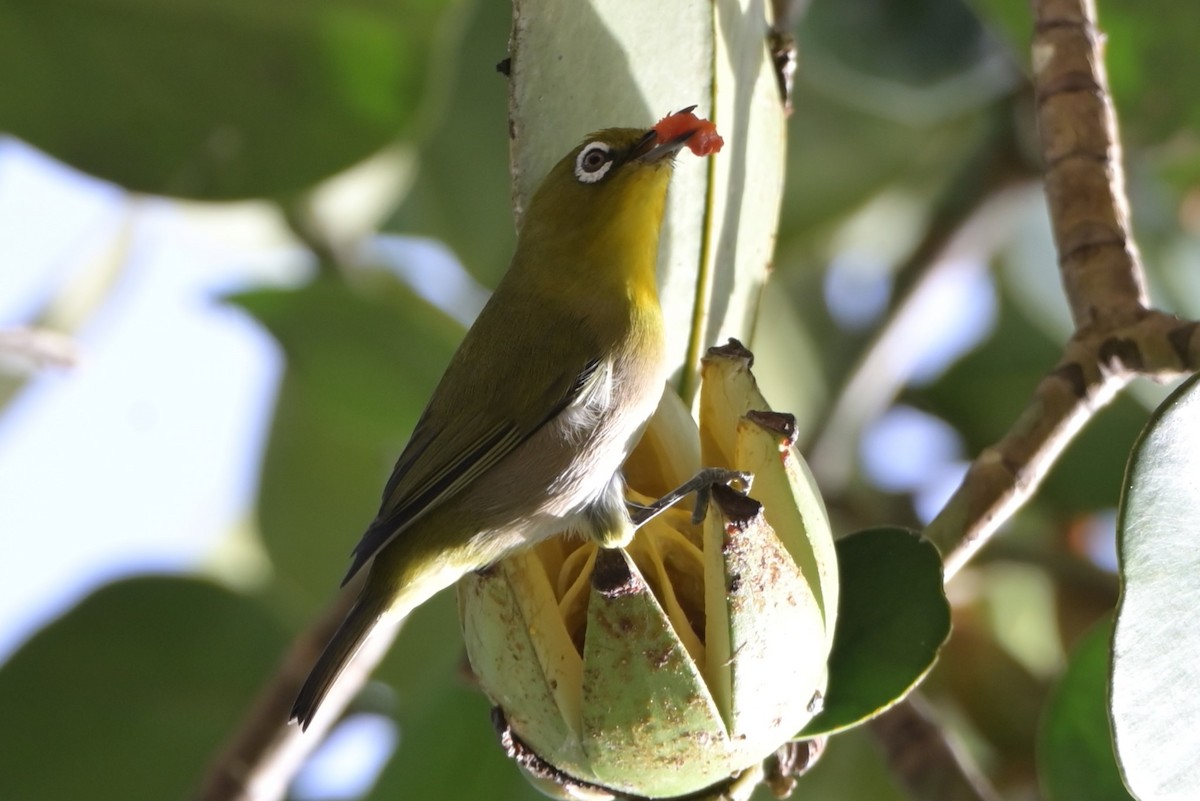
458,340,836,799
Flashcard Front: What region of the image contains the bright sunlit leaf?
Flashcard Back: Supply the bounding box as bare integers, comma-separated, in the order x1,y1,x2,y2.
1112,372,1200,800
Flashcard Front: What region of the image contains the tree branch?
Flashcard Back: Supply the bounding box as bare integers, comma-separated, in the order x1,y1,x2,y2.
1032,0,1147,329
923,0,1199,579
927,310,1197,577
868,695,1003,801
873,1,1200,796
191,573,403,801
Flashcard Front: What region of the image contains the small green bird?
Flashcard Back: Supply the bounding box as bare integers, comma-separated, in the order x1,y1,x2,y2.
291,110,724,730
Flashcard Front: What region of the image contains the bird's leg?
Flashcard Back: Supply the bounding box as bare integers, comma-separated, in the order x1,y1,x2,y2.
628,468,753,528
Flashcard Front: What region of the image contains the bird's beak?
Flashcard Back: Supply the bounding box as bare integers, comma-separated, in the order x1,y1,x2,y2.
632,128,695,164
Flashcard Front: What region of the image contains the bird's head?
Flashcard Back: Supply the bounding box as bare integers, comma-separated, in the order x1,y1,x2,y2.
518,109,723,267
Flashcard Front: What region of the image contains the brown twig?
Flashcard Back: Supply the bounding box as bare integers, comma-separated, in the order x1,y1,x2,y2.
873,2,1200,798
191,573,403,801
1033,0,1147,329
924,0,1199,579
869,695,1003,801
926,310,1197,577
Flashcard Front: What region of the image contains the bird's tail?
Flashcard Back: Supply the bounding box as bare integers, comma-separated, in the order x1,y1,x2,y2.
290,591,386,731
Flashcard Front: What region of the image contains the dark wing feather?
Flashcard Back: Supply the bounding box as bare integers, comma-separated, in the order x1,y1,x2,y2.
340,356,603,584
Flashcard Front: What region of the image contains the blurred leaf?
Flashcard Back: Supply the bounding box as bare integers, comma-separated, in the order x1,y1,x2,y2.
1039,618,1133,801
1101,4,1200,149
1053,556,1121,655
0,576,289,801
387,0,514,288
0,0,454,199
801,527,949,736
230,273,462,611
1111,372,1200,800
778,81,979,255
801,0,993,85
751,287,830,445
1039,397,1145,517
779,0,1016,256
965,0,1031,62
997,197,1075,343
368,592,533,800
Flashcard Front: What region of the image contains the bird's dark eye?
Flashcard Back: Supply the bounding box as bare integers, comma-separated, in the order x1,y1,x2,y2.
574,142,614,184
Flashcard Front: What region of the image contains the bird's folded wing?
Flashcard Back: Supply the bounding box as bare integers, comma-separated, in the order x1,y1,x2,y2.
340,356,603,584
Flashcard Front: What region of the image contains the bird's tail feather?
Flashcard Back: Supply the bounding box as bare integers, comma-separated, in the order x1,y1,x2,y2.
290,592,385,731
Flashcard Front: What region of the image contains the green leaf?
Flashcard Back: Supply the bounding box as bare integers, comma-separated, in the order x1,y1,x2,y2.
1039,618,1134,801
230,273,462,610
1111,371,1200,800
0,576,290,801
0,0,452,199
800,527,950,736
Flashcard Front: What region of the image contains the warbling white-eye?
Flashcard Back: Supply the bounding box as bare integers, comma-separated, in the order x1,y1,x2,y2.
290,110,726,729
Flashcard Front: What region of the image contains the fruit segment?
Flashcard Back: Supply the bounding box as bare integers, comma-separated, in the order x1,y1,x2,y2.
458,339,838,799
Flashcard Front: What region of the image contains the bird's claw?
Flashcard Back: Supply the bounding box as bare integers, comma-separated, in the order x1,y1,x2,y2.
689,469,753,524
628,468,755,528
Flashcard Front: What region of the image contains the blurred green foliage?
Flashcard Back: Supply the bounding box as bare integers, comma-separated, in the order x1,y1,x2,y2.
1,0,1198,799
0,0,453,198
1039,618,1134,801
0,577,292,799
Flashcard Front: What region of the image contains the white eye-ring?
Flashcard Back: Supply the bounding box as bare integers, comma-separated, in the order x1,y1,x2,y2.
574,142,614,183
